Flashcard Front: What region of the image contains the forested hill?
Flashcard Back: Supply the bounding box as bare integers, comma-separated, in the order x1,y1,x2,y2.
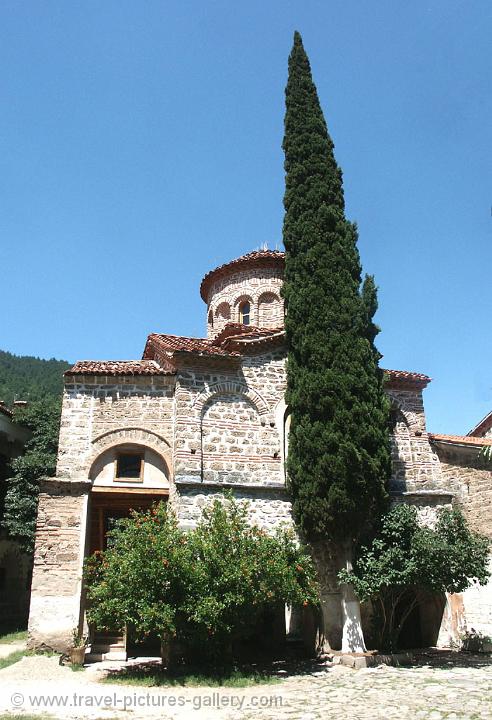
0,349,71,405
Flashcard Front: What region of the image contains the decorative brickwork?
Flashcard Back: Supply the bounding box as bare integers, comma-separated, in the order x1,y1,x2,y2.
203,254,285,338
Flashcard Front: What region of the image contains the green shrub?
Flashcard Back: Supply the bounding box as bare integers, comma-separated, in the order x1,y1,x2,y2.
85,496,318,664
339,504,490,651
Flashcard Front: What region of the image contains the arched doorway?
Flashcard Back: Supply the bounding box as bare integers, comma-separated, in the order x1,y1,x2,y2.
85,442,170,660
396,590,446,649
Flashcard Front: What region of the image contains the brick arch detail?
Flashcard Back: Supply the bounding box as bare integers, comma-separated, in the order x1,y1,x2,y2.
88,427,172,476
257,290,280,303
193,382,272,425
387,394,421,433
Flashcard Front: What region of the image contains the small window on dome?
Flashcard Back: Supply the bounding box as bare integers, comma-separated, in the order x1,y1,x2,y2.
208,310,213,327
239,301,251,325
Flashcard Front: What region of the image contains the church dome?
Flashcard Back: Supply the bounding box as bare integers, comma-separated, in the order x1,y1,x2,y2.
200,250,285,339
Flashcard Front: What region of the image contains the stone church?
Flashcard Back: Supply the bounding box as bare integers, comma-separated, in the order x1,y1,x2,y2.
27,250,492,656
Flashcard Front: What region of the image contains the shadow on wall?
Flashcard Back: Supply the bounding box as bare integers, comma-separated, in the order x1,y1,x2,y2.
389,406,414,492
361,591,446,650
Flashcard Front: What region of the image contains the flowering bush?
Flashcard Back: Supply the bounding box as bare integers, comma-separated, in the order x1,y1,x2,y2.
84,495,318,663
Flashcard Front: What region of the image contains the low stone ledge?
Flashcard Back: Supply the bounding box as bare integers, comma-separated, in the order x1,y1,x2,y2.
38,476,92,494
331,652,413,669
390,490,455,500
175,477,288,492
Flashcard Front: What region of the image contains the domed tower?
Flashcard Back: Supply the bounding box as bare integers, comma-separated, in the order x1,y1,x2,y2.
200,250,285,339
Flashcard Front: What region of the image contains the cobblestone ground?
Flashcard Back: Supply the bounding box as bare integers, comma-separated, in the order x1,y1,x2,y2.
243,662,492,720
0,654,490,720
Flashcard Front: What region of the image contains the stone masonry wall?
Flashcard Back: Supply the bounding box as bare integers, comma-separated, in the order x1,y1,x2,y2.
432,444,492,643
28,479,90,652
206,266,284,338
57,375,176,479
386,387,443,492
437,449,492,538
173,350,286,488
176,484,293,531
202,393,280,484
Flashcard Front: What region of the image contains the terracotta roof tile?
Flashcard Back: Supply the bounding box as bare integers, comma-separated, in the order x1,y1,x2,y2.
383,368,431,388
65,360,173,376
200,250,284,302
384,369,431,382
429,432,492,447
212,324,284,346
145,333,239,358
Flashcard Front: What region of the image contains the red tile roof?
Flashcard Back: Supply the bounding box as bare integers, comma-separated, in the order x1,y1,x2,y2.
200,250,285,302
383,368,431,389
145,333,238,358
66,325,431,391
212,323,284,347
65,360,174,376
428,432,492,447
467,411,492,438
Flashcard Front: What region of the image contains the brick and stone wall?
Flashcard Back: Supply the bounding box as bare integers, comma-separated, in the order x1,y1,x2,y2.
201,392,280,484
173,351,286,488
437,449,492,538
386,387,444,492
431,443,492,644
57,375,175,480
175,483,293,531
205,266,284,338
28,479,90,652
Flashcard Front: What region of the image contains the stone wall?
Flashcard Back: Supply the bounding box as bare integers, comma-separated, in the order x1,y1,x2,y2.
202,393,280,484
175,482,293,531
57,375,175,479
430,443,492,644
436,448,492,538
205,266,284,338
174,350,286,487
386,387,443,492
28,479,90,652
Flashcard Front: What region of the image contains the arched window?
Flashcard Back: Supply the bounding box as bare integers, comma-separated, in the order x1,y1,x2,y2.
215,302,231,321
258,292,282,326
208,310,213,327
239,301,251,325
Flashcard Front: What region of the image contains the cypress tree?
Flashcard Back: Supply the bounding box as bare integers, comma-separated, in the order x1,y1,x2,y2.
282,32,392,651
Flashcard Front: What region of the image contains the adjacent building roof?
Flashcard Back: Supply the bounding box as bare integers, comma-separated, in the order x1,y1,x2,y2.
429,432,492,447
467,410,492,438
383,368,431,390
200,250,285,302
65,360,174,376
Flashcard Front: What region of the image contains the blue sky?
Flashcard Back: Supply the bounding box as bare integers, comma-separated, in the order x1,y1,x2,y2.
0,1,491,434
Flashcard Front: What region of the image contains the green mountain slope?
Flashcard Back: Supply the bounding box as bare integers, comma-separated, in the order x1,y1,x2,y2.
0,350,71,405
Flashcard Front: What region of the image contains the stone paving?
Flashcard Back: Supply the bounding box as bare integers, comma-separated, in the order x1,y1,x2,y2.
0,653,490,720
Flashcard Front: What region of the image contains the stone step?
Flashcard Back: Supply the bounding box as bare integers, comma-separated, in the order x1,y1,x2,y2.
87,633,126,662
86,650,127,662
92,633,124,644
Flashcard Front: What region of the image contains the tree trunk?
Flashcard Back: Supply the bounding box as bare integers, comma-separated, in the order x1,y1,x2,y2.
338,541,367,653
311,541,342,651
160,633,173,668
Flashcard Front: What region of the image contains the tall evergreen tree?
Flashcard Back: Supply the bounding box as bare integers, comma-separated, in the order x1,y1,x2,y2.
282,32,392,651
